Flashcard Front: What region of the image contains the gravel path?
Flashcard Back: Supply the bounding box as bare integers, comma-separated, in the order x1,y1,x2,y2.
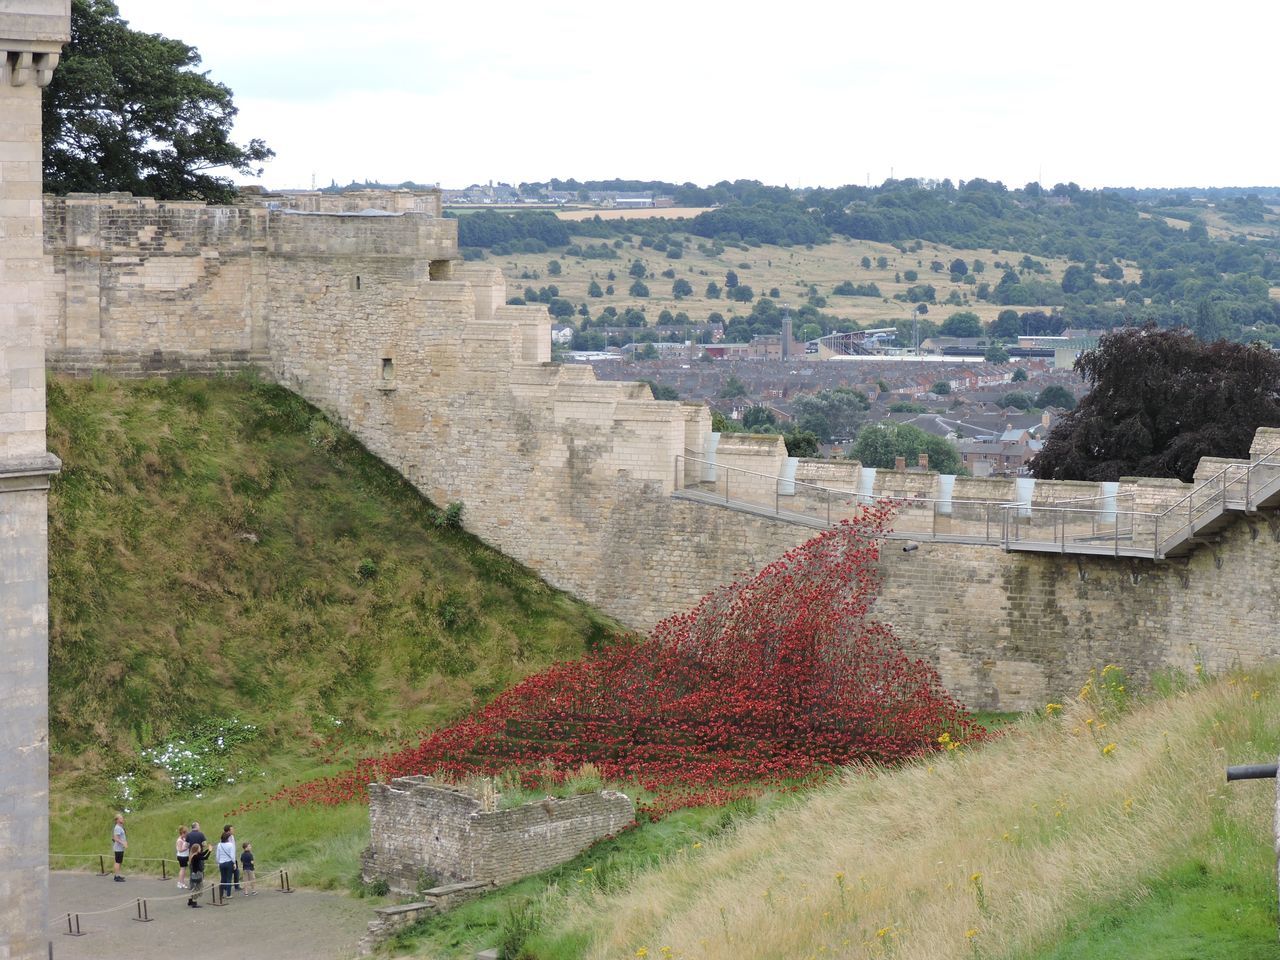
49,870,372,960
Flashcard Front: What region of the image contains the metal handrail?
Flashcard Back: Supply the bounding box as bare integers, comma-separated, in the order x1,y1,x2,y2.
675,455,1025,510
1045,490,1136,505
1154,444,1280,523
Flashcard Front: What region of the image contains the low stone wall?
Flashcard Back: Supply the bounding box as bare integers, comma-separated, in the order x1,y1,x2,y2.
361,776,635,895
356,881,492,956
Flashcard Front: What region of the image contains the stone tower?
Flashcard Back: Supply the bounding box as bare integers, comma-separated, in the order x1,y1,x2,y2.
0,3,69,957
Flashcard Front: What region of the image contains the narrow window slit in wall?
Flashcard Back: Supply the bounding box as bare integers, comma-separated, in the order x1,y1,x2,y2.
352,275,362,291
381,357,394,381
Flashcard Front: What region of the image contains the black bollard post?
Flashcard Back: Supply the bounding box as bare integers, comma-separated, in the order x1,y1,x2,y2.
161,859,168,881
98,855,106,876
64,913,85,937
133,898,154,922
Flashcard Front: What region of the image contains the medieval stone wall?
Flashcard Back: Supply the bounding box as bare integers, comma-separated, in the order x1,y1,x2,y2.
361,776,634,894
37,194,1280,714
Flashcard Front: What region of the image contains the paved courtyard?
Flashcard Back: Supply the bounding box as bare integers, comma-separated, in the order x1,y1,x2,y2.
49,870,371,960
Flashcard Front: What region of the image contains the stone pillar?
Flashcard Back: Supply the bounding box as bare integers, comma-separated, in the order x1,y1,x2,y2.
0,4,69,959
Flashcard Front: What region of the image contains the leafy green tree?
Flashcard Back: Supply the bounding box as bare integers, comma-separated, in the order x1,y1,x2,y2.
792,388,870,442
784,429,821,458
44,0,273,202
547,259,562,276
860,256,872,269
730,285,754,302
672,278,693,298
949,258,968,276
1032,327,1280,481
742,406,777,431
999,391,1033,410
705,281,721,299
1011,367,1029,382
638,342,659,359
1060,264,1095,294
718,374,748,399
629,280,649,297
1035,385,1076,410
547,298,574,318
641,380,679,400
725,270,740,289
988,309,1021,341
985,343,1011,363
850,422,962,475
587,280,604,297
903,269,918,282
629,260,647,279
605,284,614,295
939,311,983,338
931,381,952,395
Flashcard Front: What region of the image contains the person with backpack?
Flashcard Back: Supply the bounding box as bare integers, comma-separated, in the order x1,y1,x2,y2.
185,821,208,908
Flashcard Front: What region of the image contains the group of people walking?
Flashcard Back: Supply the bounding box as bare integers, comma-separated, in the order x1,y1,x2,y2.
176,821,257,907
108,814,257,908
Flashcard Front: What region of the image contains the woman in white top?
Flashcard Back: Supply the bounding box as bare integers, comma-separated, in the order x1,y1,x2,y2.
175,825,190,889
215,828,237,899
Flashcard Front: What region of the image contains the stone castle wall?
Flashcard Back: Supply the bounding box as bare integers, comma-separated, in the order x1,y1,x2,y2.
361,776,634,893
37,194,1280,713
1,4,69,958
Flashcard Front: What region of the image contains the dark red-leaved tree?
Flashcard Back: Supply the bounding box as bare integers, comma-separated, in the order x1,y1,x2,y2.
261,502,974,817
1031,325,1280,482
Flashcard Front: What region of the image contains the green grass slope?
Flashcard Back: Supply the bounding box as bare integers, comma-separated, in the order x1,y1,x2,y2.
47,373,621,776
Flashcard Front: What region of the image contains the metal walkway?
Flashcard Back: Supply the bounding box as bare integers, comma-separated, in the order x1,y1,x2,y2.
672,447,1280,560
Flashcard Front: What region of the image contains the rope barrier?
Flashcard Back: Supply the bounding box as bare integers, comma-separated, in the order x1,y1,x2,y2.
48,868,291,933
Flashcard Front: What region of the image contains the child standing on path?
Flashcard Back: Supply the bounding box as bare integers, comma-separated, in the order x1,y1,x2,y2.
240,842,256,895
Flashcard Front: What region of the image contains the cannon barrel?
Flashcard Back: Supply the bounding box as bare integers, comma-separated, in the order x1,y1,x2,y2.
1226,763,1279,782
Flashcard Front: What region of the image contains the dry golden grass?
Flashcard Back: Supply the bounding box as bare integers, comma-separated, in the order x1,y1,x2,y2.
554,671,1277,960
555,208,717,221
500,227,1081,334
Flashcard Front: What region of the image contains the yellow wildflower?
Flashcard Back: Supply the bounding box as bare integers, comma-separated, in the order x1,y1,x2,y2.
636,950,649,958
1102,742,1117,756
1045,703,1063,716
966,928,979,940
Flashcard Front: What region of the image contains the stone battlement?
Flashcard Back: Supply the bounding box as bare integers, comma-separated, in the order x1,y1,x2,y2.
35,191,1280,716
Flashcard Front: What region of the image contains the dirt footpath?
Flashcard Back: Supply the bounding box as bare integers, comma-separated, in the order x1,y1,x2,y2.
49,870,372,960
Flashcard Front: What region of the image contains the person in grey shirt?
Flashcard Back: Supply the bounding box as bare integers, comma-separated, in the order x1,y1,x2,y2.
111,814,128,881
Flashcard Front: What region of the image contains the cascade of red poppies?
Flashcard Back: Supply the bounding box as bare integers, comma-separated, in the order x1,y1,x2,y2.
260,502,974,816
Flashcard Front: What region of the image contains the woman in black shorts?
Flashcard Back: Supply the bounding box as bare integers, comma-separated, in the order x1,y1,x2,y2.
175,825,190,889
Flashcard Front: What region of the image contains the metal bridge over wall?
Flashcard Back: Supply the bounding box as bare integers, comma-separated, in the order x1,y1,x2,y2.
673,446,1280,560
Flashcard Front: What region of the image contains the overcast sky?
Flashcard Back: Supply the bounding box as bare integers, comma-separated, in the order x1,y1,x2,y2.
116,0,1279,192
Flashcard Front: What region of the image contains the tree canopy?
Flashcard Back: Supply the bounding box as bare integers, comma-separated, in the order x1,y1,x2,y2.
850,423,963,476
44,0,273,202
1030,326,1280,482
792,388,870,442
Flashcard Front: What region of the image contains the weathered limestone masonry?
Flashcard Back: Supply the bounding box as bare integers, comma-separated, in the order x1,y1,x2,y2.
39,193,1280,713
0,4,68,959
361,776,635,894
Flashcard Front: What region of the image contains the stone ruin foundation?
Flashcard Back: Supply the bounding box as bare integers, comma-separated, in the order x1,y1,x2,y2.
360,775,635,896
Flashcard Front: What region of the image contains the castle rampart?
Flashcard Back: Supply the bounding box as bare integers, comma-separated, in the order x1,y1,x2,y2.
37,192,1280,714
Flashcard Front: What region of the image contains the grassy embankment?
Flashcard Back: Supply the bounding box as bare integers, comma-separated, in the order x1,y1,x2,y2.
517,670,1280,960
46,374,622,887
